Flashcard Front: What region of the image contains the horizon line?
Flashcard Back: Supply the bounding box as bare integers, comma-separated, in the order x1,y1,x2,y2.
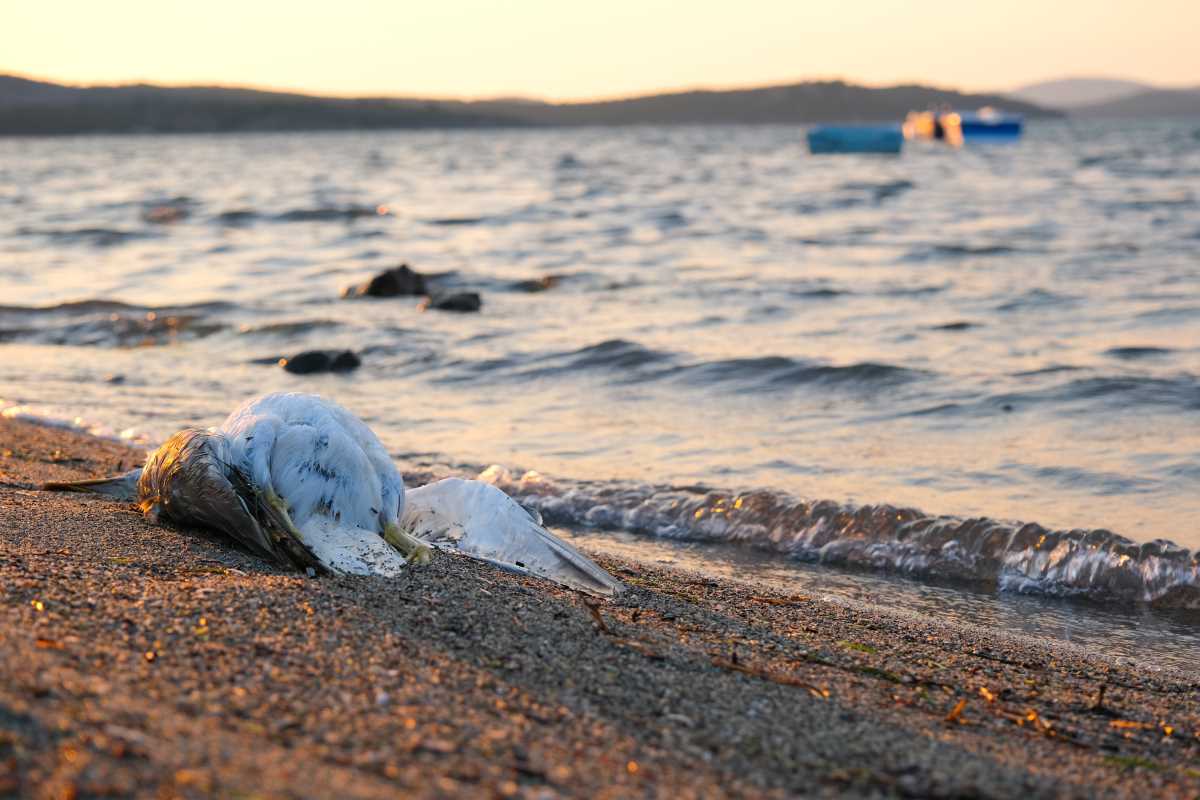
5,69,1186,107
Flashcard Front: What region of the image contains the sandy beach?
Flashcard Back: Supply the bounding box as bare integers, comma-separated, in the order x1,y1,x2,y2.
1,416,1198,799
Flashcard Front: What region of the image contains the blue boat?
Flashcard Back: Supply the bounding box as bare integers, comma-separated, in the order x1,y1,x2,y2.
957,108,1023,140
807,125,904,155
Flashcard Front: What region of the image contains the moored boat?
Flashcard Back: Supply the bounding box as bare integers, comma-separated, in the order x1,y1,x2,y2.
957,107,1023,139
905,107,1022,145
806,124,904,155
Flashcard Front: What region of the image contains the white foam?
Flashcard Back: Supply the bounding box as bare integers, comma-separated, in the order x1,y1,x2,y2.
1,399,154,447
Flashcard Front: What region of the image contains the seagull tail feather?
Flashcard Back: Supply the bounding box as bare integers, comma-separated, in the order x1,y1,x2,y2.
43,468,142,501
504,519,626,598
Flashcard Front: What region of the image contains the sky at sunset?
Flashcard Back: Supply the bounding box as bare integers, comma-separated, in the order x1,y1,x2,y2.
3,1,1196,100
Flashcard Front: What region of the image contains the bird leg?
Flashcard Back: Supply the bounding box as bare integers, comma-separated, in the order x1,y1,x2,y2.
383,523,433,565
260,488,313,553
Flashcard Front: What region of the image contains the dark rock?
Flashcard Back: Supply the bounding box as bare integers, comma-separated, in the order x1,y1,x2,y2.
279,350,362,374
342,264,428,298
329,351,362,371
420,292,482,313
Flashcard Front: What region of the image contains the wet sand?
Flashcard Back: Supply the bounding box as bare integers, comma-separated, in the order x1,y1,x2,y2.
2,417,1198,798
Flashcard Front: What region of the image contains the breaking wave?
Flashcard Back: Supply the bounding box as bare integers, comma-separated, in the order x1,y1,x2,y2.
472,467,1200,608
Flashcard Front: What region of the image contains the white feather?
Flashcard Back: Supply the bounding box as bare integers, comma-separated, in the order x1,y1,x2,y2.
403,478,623,596
299,517,407,577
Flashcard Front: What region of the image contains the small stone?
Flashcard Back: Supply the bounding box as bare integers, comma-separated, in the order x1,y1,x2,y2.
342,264,428,298
279,350,361,374
329,351,362,371
420,292,482,313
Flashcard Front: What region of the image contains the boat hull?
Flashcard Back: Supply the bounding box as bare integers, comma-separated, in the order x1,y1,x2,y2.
807,125,903,154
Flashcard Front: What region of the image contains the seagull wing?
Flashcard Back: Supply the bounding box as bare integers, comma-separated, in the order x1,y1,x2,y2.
402,478,623,597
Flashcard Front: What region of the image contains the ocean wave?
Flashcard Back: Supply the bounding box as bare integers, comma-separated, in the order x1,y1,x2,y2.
889,372,1200,419
879,283,950,297
562,339,674,370
1107,194,1194,213
679,357,926,390
1052,375,1200,409
772,180,914,216
504,340,676,382
0,299,235,316
435,338,933,397
425,216,489,226
237,319,344,337
836,179,915,202
1104,346,1174,360
0,299,232,347
775,361,925,388
903,243,1021,261
275,206,390,223
995,288,1079,312
788,286,847,299
15,226,159,247
929,321,978,331
474,467,1200,608
215,209,260,225
1015,464,1158,495
214,206,391,225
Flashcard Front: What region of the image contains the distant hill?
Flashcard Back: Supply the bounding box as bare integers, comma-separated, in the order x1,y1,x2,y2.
1007,77,1153,109
0,75,522,134
486,82,1053,126
0,74,1057,135
1071,87,1200,118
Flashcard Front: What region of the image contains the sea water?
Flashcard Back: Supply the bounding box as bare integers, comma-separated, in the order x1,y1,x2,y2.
1,120,1197,669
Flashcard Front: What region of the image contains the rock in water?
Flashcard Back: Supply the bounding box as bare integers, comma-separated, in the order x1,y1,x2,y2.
279,350,362,374
420,292,482,313
342,264,428,298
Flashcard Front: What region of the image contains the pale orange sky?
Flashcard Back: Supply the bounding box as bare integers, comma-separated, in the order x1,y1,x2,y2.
2,1,1196,100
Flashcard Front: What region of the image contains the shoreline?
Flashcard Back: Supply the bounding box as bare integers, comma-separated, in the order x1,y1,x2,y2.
2,417,1198,798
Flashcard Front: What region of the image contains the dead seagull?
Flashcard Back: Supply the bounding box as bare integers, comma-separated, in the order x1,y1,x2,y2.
44,392,622,596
